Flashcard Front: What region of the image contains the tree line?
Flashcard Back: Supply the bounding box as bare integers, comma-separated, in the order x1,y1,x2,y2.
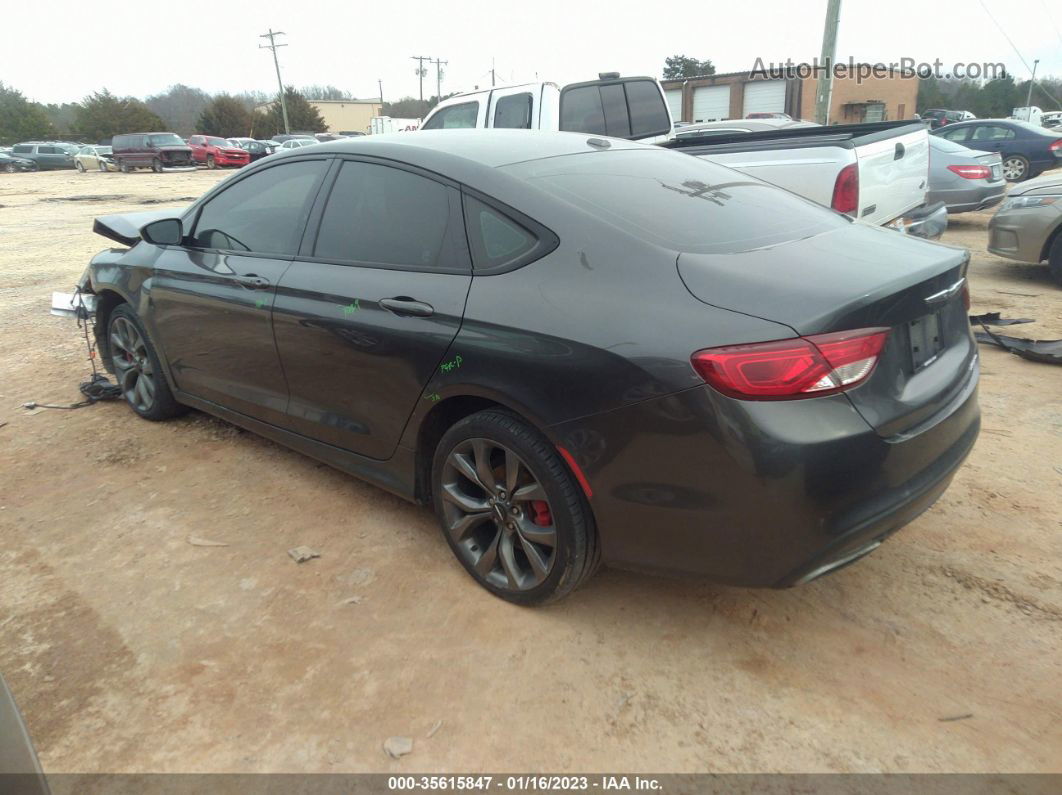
915,74,1061,117
0,82,453,145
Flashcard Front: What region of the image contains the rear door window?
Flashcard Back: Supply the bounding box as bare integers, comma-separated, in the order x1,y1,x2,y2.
493,93,533,129
313,160,464,270
422,102,480,130
12,145,31,153
191,159,328,255
939,126,970,143
560,79,670,139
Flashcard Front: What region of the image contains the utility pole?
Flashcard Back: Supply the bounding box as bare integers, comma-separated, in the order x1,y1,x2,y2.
432,57,448,105
1026,59,1039,108
814,0,842,125
378,79,384,105
491,57,496,87
411,56,431,101
259,29,290,134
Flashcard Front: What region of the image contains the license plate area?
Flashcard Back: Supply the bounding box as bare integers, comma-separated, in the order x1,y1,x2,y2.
909,312,944,371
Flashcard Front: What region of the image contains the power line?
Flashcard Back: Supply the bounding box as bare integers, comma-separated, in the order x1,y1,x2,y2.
977,0,1062,109
259,29,290,135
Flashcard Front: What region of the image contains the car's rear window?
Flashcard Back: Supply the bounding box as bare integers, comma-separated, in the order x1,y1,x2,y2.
503,149,845,254
930,136,974,154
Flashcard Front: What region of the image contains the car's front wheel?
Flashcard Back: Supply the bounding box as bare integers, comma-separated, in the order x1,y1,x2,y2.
1002,155,1030,181
75,160,85,172
152,158,163,173
1048,234,1062,288
108,304,184,421
206,155,216,169
3,163,14,174
432,410,599,605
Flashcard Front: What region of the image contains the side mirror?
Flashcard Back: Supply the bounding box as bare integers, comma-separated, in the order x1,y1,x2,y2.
141,218,183,246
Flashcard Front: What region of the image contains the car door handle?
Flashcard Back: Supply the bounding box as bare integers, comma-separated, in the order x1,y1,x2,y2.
380,297,434,317
233,274,270,289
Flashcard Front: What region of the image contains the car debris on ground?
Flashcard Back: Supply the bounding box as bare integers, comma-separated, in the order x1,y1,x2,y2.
383,736,414,759
288,546,321,563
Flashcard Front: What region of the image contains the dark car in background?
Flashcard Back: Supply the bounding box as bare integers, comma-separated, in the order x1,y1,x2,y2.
927,135,1005,213
78,131,980,605
227,138,275,162
8,142,76,169
922,109,973,129
111,132,195,172
934,119,1062,181
0,151,38,172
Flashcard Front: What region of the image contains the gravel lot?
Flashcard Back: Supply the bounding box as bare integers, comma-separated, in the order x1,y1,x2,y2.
0,167,1059,774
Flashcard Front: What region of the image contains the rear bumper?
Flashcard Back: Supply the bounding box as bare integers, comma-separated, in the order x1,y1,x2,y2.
928,185,1006,214
550,361,979,587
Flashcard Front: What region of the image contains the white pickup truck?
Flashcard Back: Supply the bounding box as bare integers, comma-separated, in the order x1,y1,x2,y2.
420,76,945,237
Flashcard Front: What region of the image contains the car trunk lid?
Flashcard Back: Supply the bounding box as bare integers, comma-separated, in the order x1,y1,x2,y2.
677,222,976,437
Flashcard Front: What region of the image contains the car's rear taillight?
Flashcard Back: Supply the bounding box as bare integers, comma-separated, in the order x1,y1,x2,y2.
691,328,889,400
1050,139,1062,153
947,164,992,179
831,163,859,215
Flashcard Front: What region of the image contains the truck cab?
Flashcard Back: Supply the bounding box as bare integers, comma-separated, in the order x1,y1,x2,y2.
420,74,673,143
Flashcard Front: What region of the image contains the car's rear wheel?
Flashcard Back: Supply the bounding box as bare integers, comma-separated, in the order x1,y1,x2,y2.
108,304,184,421
119,160,132,173
432,410,598,605
99,160,108,172
3,163,14,174
1048,234,1062,288
207,155,216,169
1002,155,1029,181
152,158,163,173
75,160,85,172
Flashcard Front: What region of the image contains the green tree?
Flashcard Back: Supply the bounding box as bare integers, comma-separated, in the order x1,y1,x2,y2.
42,102,80,138
0,83,56,145
197,94,253,137
73,90,166,142
663,55,715,80
254,87,328,137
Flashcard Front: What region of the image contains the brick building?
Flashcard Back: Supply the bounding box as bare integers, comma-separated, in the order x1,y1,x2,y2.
661,65,919,125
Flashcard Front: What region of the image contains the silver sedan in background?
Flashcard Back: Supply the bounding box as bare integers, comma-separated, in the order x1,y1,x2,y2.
927,135,1005,213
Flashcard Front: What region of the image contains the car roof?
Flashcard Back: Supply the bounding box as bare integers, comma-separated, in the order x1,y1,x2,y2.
300,129,646,171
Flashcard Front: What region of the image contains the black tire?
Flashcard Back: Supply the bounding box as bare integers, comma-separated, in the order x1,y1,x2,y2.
75,160,85,172
1048,234,1062,288
431,409,599,605
206,155,216,169
3,163,14,174
1001,154,1029,182
151,158,163,173
119,160,132,174
107,304,184,421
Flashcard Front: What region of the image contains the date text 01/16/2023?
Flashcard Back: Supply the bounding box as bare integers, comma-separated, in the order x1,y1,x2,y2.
387,775,663,791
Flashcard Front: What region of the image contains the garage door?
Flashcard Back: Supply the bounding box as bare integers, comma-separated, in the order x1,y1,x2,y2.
742,80,787,116
691,85,730,123
665,89,683,122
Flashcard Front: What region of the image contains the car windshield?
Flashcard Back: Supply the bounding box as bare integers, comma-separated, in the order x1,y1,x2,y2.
147,134,184,147
207,137,229,147
505,149,846,255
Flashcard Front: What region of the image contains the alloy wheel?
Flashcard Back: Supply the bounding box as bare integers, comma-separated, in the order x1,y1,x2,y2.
1002,157,1026,180
109,316,156,413
440,438,557,591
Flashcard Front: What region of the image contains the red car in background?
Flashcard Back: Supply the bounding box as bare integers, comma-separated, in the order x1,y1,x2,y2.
187,135,250,168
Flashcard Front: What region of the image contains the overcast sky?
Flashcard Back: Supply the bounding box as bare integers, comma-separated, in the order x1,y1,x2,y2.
4,0,1060,106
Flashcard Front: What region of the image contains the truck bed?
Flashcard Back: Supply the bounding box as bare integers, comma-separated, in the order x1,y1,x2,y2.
661,120,927,154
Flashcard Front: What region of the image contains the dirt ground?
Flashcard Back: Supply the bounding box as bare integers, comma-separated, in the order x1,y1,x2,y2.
0,166,1060,775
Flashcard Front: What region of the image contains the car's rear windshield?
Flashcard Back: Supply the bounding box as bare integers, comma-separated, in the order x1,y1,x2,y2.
503,149,846,254
147,133,184,147
930,136,974,154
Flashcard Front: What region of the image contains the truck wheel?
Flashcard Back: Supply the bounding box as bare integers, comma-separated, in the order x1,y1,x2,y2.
1048,234,1062,288
206,155,216,169
1001,155,1029,182
152,158,163,173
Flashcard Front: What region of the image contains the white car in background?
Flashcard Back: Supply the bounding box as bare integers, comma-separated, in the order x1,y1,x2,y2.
74,145,117,172
279,138,319,150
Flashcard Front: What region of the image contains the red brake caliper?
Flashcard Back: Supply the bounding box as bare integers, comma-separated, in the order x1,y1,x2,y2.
531,500,552,527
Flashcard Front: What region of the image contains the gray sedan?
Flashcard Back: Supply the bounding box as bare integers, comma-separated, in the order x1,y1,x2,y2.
927,135,1005,213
